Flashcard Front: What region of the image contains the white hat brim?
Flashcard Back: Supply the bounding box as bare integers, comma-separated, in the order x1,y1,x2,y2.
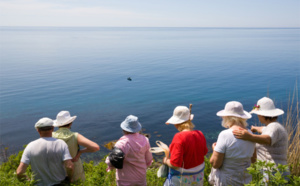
166,114,194,125
53,116,77,127
250,108,284,117
216,110,251,119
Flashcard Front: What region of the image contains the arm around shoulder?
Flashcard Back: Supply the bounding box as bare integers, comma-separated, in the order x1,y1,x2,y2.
233,128,271,145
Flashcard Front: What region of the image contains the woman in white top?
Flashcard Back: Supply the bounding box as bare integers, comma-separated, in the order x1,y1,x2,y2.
209,101,256,186
233,97,288,166
233,97,289,182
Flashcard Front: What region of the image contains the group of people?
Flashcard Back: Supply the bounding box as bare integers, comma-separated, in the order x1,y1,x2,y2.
161,96,288,186
16,96,289,186
16,111,100,186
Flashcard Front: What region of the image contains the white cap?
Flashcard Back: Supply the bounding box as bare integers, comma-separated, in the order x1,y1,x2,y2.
250,97,284,117
35,117,54,128
217,101,251,119
166,106,194,125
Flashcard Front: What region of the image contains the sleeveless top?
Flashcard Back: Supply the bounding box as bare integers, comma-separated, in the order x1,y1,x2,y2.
53,128,85,181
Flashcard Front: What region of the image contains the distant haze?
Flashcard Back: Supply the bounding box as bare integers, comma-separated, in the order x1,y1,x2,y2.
0,0,299,27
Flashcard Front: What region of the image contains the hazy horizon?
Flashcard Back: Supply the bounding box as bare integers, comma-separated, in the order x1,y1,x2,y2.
1,0,299,28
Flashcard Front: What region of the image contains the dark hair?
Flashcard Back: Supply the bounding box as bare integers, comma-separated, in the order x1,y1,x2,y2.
38,126,54,131
122,130,135,135
59,123,72,128
264,116,278,121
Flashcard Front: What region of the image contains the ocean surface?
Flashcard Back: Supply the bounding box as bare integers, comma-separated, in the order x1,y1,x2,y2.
0,27,299,160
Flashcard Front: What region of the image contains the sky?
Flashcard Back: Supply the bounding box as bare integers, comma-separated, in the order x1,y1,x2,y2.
0,0,299,27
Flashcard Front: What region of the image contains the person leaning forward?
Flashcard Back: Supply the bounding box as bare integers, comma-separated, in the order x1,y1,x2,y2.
16,117,74,186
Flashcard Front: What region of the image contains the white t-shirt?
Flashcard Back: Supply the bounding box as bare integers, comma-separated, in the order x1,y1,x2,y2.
256,122,288,166
215,128,255,159
209,128,256,185
21,137,72,186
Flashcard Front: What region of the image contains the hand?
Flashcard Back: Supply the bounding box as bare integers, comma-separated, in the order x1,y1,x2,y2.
232,127,251,140
163,157,169,165
251,126,258,133
212,142,216,151
71,152,81,162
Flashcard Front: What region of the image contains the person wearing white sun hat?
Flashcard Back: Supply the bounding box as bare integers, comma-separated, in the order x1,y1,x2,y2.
163,105,208,186
233,97,288,167
209,101,256,186
52,111,100,182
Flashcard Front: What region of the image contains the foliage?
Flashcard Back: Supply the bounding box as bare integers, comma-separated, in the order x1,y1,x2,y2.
0,145,36,186
1,148,300,186
245,160,300,186
283,85,300,176
204,155,212,186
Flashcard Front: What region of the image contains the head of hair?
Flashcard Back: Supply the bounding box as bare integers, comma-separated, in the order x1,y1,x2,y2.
263,116,278,122
59,122,72,128
175,120,195,132
222,116,248,128
122,130,135,135
37,126,54,131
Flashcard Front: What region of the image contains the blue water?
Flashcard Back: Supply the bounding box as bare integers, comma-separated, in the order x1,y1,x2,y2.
0,27,299,159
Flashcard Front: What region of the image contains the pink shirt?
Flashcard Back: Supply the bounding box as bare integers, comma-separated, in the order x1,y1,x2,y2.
106,133,153,186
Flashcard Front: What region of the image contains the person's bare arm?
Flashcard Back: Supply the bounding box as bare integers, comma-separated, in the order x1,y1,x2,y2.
251,126,264,134
232,128,271,145
64,159,74,181
251,148,257,163
210,151,225,169
72,133,100,162
163,157,180,170
16,162,29,181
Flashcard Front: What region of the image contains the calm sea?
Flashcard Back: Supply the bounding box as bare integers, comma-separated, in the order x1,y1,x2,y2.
0,27,299,160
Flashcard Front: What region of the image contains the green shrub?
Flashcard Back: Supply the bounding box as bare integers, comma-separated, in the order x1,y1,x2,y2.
0,146,36,186
2,148,300,185
246,160,300,186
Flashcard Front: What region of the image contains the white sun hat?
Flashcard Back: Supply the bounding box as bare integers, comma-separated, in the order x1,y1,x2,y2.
166,106,194,125
35,117,54,128
250,97,284,117
120,115,142,133
53,111,77,127
217,101,251,119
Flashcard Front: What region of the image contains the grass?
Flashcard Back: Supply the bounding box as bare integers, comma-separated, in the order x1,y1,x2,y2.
283,85,300,176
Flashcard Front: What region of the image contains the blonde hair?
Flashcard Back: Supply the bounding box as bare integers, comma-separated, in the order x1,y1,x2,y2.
222,116,248,128
176,120,195,132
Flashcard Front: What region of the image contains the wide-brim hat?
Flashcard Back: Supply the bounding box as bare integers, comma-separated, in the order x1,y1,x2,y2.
53,111,77,127
166,106,194,125
217,101,251,119
250,97,284,117
120,115,142,133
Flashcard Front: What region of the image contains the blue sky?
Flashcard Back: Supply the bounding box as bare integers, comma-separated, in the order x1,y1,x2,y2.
0,0,299,27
